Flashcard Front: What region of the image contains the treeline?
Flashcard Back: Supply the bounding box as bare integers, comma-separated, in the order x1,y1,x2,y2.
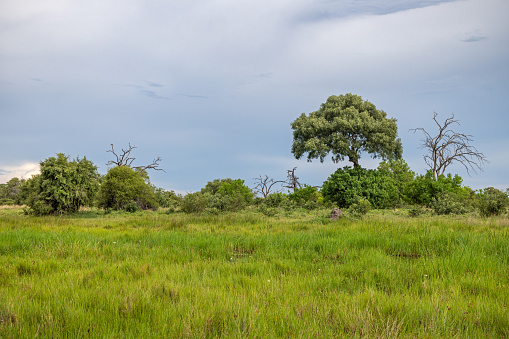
0,154,508,217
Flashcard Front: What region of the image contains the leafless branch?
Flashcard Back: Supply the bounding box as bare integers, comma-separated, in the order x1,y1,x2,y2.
410,112,488,180
253,175,284,198
106,144,165,172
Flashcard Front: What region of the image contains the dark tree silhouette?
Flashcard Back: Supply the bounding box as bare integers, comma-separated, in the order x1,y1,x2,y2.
411,112,488,181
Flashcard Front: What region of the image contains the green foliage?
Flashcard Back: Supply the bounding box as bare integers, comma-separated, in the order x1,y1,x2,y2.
264,192,288,208
403,170,469,207
182,192,210,214
182,178,254,213
291,93,402,168
288,185,323,210
348,197,372,218
377,159,415,206
97,166,158,211
477,187,509,217
22,154,100,215
154,188,183,210
0,177,26,205
430,191,469,215
321,167,398,209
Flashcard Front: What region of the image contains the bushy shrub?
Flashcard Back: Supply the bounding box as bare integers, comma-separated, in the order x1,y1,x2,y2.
182,192,209,213
403,170,469,207
97,166,158,211
0,177,25,205
430,191,469,215
265,192,288,208
22,153,100,215
477,187,509,217
182,178,254,214
321,166,398,209
155,188,183,210
288,186,323,209
348,197,371,218
377,159,415,206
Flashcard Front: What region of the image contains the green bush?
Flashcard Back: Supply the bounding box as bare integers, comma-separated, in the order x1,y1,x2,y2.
430,191,469,215
21,153,100,215
182,192,208,213
182,178,254,214
477,187,509,217
155,188,183,209
97,166,158,211
321,167,398,209
288,186,323,209
348,197,371,218
403,170,469,207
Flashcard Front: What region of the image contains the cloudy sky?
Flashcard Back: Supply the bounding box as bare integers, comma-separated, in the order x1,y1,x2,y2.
1,0,508,194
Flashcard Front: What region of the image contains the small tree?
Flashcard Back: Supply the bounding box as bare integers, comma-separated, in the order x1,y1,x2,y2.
411,112,488,181
283,167,301,193
97,166,158,211
22,153,100,215
253,175,284,198
477,187,509,217
291,93,402,168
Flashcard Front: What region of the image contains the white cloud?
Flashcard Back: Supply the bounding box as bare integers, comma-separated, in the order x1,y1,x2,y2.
0,163,40,183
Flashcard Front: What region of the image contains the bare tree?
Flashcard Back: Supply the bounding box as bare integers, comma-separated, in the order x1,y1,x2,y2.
253,175,284,198
411,112,488,181
283,167,301,193
107,144,164,172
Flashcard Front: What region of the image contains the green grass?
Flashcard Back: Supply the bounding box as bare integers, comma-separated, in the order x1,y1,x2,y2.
0,206,508,338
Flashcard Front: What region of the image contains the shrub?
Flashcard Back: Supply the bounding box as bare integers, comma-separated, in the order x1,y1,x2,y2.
155,188,183,209
97,166,158,211
403,170,469,207
477,187,509,217
22,154,100,215
182,178,254,213
321,167,398,209
264,192,288,208
182,192,210,214
348,197,371,218
430,191,469,215
288,186,323,209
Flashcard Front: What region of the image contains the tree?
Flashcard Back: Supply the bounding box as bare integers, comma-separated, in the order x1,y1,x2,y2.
321,166,398,209
283,167,301,193
291,93,402,168
22,153,100,215
97,166,158,211
0,177,25,205
411,112,488,181
107,143,164,172
253,175,284,198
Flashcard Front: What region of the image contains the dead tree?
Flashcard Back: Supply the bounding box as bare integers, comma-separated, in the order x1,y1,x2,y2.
411,112,488,181
283,167,301,193
106,144,164,172
253,175,284,198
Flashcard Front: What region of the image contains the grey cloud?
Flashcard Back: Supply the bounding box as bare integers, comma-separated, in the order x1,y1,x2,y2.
297,0,459,22
0,169,11,175
31,78,43,82
147,81,164,87
178,93,209,99
462,35,487,43
138,89,172,100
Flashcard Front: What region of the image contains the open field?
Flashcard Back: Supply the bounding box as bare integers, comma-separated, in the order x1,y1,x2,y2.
0,206,508,338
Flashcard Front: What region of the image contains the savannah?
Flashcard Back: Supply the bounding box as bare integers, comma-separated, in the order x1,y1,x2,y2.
1,94,508,338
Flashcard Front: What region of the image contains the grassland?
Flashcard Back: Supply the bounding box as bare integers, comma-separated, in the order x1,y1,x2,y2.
0,206,508,338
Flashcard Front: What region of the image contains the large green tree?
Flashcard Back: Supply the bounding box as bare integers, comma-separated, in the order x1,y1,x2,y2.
22,153,100,215
291,93,402,168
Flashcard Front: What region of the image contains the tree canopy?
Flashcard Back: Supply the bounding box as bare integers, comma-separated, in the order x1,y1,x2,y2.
22,153,100,215
291,93,402,168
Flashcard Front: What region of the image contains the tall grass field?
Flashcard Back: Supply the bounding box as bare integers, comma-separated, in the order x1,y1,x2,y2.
0,206,508,338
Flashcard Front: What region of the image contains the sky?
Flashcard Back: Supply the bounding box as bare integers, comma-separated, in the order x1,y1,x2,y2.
1,0,508,194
